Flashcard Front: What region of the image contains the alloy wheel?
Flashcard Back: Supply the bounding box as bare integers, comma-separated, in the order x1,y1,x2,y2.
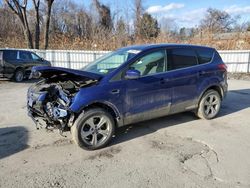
204,94,220,117
15,71,24,82
80,115,112,146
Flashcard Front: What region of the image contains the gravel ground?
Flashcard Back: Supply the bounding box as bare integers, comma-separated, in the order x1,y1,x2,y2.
228,73,250,81
0,79,250,188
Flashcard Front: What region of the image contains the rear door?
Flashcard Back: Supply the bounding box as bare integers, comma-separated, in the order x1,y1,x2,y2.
195,48,215,83
2,50,18,75
166,48,200,113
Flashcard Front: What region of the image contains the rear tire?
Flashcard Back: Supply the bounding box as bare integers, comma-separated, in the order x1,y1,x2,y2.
196,89,221,119
13,69,24,82
71,108,115,150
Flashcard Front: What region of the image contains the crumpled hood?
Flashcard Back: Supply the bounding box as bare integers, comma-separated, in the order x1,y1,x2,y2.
30,66,103,80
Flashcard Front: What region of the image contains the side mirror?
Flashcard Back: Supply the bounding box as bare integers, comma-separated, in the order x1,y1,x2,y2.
125,69,140,80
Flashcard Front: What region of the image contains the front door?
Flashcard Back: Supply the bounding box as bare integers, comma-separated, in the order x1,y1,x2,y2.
123,50,172,125
18,51,34,72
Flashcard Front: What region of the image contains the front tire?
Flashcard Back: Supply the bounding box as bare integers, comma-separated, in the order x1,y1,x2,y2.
71,108,115,150
196,89,221,119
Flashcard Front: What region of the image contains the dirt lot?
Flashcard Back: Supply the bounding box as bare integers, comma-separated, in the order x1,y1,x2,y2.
228,73,250,81
0,79,250,188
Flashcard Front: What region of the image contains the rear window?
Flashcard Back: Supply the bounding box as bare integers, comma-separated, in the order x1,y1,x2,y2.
3,50,18,60
167,48,198,70
196,48,214,64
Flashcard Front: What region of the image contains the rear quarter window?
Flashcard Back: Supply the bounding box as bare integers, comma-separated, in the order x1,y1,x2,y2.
196,48,214,64
167,48,198,70
3,50,18,61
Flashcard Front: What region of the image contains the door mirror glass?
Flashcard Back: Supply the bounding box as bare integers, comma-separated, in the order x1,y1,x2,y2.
125,69,140,80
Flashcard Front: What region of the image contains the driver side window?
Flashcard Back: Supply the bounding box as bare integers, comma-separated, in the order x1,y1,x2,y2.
129,50,166,76
31,52,41,61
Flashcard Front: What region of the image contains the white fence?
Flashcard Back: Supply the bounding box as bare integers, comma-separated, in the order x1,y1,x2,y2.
218,50,250,73
27,49,250,73
29,49,110,70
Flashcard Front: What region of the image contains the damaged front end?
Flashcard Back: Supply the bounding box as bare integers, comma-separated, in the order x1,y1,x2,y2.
27,66,102,135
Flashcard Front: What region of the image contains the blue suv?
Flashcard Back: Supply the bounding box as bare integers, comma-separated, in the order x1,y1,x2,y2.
27,44,228,150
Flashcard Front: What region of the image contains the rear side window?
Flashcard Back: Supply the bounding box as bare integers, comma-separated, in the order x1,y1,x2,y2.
196,48,214,64
167,48,197,70
3,50,18,61
19,51,32,60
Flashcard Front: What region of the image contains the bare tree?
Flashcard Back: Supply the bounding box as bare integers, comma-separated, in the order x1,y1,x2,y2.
44,0,54,49
0,5,22,38
140,13,159,39
247,23,250,32
116,17,126,34
134,0,143,38
200,8,237,33
4,0,33,48
32,0,40,49
93,0,112,30
76,9,92,39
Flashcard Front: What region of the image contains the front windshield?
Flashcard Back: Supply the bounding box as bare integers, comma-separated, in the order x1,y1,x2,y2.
82,49,141,74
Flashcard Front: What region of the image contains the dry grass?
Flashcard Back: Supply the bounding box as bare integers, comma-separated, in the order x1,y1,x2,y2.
1,32,250,51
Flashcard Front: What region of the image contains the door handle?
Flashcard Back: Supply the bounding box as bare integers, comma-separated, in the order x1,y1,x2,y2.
198,71,206,76
160,78,165,84
110,89,120,94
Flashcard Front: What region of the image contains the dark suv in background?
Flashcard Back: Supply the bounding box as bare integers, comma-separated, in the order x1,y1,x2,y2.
0,49,51,82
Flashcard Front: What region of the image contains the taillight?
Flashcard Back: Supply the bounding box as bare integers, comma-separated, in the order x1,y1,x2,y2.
218,63,227,71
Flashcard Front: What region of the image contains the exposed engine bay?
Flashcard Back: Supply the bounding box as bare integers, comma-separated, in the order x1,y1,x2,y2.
27,67,100,135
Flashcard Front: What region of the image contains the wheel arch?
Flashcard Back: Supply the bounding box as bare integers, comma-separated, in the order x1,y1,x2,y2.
15,66,24,72
199,84,223,103
78,101,123,127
